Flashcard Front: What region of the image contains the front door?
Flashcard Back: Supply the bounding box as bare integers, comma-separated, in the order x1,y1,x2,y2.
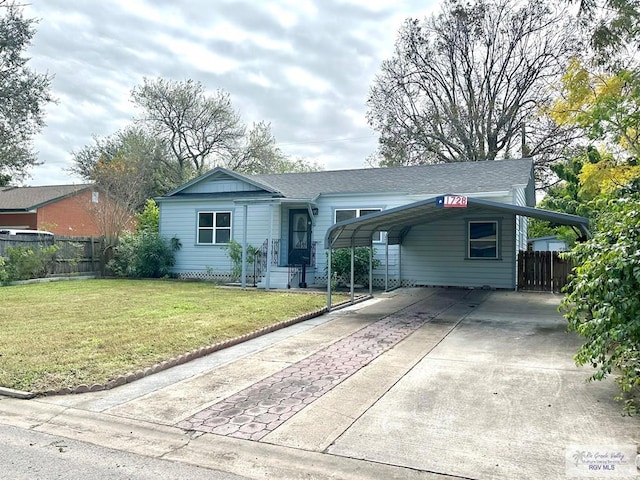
288,209,311,265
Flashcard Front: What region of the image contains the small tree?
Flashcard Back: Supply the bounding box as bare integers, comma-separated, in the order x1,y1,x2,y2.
136,199,159,233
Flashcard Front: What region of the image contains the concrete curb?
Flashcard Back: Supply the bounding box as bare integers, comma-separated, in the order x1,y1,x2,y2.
0,387,37,399
27,294,370,398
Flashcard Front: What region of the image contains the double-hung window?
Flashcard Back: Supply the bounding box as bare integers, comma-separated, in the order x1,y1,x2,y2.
468,220,499,259
335,208,382,242
198,211,232,244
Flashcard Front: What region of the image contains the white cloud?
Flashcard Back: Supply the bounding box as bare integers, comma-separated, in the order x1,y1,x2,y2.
20,0,440,185
161,37,240,75
246,72,275,89
284,66,331,93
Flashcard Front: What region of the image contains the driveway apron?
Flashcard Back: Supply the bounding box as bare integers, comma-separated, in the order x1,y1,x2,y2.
175,288,477,440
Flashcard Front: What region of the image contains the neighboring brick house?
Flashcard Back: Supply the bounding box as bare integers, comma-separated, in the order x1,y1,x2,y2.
0,184,105,236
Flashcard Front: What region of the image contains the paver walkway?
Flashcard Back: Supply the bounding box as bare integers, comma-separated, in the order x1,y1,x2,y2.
177,288,471,441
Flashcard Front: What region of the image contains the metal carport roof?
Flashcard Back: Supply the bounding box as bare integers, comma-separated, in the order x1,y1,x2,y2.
325,196,590,249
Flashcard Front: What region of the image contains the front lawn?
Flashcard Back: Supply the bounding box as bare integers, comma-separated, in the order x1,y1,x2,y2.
0,279,341,393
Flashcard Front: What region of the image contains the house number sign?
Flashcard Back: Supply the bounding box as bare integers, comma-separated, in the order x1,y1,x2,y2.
436,195,468,208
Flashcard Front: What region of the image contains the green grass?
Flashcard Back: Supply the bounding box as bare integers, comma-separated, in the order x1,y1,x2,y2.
0,279,343,393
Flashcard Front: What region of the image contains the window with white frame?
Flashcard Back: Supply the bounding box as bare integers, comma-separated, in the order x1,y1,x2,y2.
197,211,232,244
335,208,383,242
468,220,499,258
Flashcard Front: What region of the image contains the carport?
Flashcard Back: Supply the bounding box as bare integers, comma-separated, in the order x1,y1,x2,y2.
325,195,590,310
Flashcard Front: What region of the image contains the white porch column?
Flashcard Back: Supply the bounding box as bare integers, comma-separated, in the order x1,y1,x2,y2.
265,203,274,289
385,234,389,291
369,240,373,295
241,204,248,289
350,240,355,302
326,247,332,311
398,241,402,288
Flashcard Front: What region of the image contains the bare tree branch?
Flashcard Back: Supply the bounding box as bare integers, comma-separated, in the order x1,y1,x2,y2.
367,0,581,170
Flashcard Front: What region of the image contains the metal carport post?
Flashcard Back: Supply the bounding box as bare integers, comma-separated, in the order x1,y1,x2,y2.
326,225,345,311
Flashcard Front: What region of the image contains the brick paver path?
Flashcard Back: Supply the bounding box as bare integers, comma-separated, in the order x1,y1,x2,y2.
176,289,469,441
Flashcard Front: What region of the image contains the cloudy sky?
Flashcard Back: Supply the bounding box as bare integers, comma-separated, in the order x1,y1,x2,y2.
21,0,439,186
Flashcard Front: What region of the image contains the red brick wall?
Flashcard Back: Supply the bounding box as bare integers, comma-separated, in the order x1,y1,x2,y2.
37,190,102,236
0,213,37,229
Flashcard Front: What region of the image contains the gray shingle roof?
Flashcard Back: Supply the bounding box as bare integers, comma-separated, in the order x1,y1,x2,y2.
0,184,92,211
249,158,533,199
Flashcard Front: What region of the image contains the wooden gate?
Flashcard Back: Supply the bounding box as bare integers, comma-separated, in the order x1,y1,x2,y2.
517,251,574,293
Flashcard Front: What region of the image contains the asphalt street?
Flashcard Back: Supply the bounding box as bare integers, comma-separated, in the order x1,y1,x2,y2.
1,424,250,480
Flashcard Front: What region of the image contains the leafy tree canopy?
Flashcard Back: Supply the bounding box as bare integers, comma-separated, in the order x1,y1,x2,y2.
131,78,245,182
0,0,54,183
570,0,640,63
551,59,640,158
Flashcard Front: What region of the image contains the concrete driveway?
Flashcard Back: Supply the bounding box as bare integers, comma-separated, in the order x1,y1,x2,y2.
1,288,638,479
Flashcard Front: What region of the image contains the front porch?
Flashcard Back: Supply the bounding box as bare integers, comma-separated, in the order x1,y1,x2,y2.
255,238,320,289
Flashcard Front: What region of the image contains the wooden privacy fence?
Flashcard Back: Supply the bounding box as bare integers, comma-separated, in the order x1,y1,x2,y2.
0,234,103,276
517,250,574,293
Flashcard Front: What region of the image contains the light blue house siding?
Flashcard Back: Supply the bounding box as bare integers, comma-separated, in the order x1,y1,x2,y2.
157,159,539,289
160,199,279,277
401,213,516,289
310,193,413,286
160,191,521,288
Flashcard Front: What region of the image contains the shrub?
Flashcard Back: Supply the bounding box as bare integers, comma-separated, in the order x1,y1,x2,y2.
561,195,640,413
224,240,259,281
327,247,381,287
109,231,181,278
4,245,60,281
0,256,9,285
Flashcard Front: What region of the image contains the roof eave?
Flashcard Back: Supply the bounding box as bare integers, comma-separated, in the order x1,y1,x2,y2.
162,167,283,197
325,195,590,249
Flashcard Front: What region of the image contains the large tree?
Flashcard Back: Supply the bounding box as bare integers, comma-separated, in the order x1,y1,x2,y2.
552,59,640,159
0,0,54,182
131,77,245,183
367,0,580,168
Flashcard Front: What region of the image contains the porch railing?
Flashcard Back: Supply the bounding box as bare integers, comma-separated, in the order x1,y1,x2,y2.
310,241,318,267
259,238,281,272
